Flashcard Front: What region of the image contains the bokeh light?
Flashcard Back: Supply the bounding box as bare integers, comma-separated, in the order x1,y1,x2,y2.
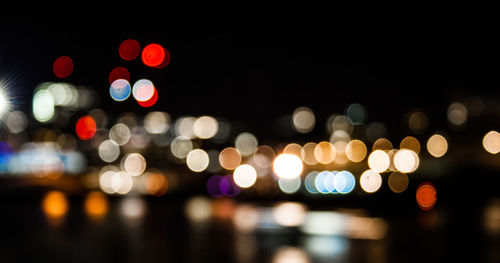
408,111,429,134
278,177,302,194
75,115,97,140
334,170,356,194
109,123,131,146
273,202,307,227
292,106,315,133
388,172,409,193
360,169,382,193
33,89,55,123
253,145,276,168
84,191,108,221
144,171,168,196
193,116,218,139
345,139,367,162
483,130,500,154
367,150,390,173
186,149,209,172
427,134,448,158
141,43,167,67
174,116,196,139
447,102,467,126
219,147,242,170
42,191,69,221
110,79,131,101
53,56,73,78
345,103,367,125
372,138,393,151
121,153,146,176
416,182,437,210
111,171,134,194
233,164,257,188
273,153,303,179
393,149,419,173
108,67,130,84
144,111,170,134
300,142,318,165
98,139,120,163
272,247,310,263
314,141,336,164
185,196,212,223
119,39,140,61
132,79,155,102
137,87,158,107
400,136,421,154
170,136,193,159
283,143,302,156
235,132,258,156
6,111,28,134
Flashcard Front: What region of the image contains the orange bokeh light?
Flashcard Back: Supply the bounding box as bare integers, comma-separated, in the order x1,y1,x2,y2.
416,182,437,210
75,115,97,140
42,191,68,220
84,191,108,221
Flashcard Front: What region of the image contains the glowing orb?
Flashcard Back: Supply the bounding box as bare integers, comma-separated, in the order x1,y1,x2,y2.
75,115,97,140
110,79,131,101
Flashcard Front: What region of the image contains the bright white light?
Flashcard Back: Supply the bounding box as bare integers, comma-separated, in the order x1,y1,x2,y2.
0,89,8,116
33,89,55,122
233,164,257,188
186,149,210,172
273,153,304,179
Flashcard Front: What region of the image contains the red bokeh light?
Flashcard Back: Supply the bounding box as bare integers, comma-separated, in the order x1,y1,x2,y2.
416,182,437,211
75,115,97,140
141,44,166,67
53,56,74,78
119,39,141,61
137,87,158,107
154,48,171,69
108,67,130,84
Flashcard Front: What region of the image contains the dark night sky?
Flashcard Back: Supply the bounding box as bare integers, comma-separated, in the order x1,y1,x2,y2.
1,5,499,141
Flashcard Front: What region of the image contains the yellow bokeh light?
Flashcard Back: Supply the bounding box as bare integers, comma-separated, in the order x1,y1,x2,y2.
283,143,302,156
393,149,419,173
300,142,318,165
186,149,210,172
219,147,242,170
314,141,336,164
42,191,69,220
360,170,382,193
388,172,409,193
273,153,304,179
427,134,448,158
345,139,367,162
368,150,390,173
483,130,500,154
372,138,393,151
400,136,421,154
233,164,257,188
84,191,108,221
447,102,467,126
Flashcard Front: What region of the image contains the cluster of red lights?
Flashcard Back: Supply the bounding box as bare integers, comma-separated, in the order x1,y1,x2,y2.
51,39,170,142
